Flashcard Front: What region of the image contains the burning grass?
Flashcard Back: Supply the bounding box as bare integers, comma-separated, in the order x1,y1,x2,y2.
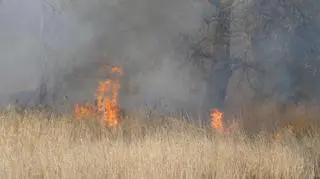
74,66,123,127
0,108,319,179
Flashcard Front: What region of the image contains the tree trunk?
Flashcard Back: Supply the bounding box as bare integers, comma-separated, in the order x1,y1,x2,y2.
205,5,233,111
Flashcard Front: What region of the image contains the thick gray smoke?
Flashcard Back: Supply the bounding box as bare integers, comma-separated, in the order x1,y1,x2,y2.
0,0,214,114
2,0,319,118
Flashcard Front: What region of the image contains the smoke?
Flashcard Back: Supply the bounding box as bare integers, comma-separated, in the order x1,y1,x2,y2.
225,0,320,111
4,0,318,117
0,0,103,105
0,0,212,114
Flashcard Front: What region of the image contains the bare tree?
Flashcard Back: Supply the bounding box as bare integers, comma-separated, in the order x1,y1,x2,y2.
247,0,320,105
188,0,249,112
187,0,320,114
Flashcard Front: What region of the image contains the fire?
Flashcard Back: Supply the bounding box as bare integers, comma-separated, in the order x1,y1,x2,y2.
111,66,124,76
211,108,224,133
274,124,294,140
74,66,123,127
210,108,235,133
74,102,96,120
274,118,309,140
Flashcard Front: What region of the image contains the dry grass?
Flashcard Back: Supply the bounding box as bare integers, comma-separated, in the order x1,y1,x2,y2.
0,108,319,179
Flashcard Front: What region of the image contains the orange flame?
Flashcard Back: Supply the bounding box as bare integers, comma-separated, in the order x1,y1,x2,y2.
74,103,96,120
211,108,224,133
111,66,124,76
274,123,294,140
210,108,235,133
74,66,123,127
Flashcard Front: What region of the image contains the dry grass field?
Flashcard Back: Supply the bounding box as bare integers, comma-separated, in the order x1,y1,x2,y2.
0,107,319,179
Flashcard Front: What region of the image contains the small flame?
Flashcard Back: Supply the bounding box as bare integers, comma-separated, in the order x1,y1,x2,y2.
210,108,235,133
74,103,96,120
274,131,281,139
111,66,124,76
274,123,294,140
74,66,123,127
211,108,224,133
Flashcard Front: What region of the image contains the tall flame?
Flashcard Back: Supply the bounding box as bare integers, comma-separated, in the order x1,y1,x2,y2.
74,66,123,127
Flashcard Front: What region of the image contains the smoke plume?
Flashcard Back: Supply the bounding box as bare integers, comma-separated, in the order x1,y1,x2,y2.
2,0,319,118
0,0,213,115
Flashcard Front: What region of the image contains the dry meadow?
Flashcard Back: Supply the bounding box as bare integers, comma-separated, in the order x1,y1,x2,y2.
0,107,319,179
